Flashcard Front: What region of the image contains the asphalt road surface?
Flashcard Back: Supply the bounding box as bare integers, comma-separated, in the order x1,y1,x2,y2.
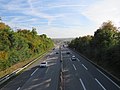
1,46,120,90
61,47,120,90
1,47,61,90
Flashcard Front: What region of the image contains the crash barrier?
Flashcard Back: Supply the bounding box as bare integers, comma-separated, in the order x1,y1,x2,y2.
0,53,47,86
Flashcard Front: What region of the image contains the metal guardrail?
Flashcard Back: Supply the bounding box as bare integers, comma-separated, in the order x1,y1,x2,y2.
0,53,47,86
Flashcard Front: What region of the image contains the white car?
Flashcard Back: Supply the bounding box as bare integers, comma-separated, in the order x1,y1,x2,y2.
71,56,76,61
40,61,48,67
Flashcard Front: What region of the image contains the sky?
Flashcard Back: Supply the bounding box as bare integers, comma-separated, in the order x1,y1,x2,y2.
0,0,120,38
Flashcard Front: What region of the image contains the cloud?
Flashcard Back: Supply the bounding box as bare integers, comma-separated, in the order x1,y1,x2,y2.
47,4,87,9
27,0,65,26
36,25,94,38
2,0,119,38
82,0,120,27
2,0,65,26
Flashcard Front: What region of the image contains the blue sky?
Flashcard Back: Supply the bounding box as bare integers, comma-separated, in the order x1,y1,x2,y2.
0,0,120,38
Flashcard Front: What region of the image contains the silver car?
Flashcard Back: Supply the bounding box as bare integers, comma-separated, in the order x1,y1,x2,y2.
40,61,48,67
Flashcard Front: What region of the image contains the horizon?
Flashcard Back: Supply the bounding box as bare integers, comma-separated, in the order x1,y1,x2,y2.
0,0,120,38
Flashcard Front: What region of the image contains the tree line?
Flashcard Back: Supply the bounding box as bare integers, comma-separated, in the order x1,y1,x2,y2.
69,21,120,79
0,22,54,71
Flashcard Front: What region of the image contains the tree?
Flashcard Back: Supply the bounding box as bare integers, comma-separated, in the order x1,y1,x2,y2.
31,27,37,35
93,21,118,49
0,22,54,71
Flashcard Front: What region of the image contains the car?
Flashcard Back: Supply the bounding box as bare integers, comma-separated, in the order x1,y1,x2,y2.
56,52,59,54
40,61,48,67
71,55,76,61
66,51,70,54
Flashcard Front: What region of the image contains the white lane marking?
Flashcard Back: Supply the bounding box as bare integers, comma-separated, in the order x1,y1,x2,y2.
97,69,120,89
70,58,72,62
79,78,86,90
82,64,88,70
95,78,106,90
73,64,77,70
77,58,80,61
45,68,49,74
17,87,20,90
31,68,38,76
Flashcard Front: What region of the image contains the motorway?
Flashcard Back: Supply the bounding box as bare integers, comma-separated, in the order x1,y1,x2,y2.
1,47,61,90
1,46,120,90
61,47,120,90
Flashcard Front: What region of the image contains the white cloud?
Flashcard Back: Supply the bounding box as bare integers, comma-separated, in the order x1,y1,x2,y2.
82,0,120,27
36,25,94,38
2,0,65,26
47,4,87,9
2,0,120,38
27,0,65,26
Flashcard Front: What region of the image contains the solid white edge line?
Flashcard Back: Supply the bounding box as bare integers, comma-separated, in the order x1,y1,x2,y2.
17,87,20,90
97,69,120,89
79,78,86,90
95,78,106,90
31,68,38,76
82,64,88,70
73,64,77,70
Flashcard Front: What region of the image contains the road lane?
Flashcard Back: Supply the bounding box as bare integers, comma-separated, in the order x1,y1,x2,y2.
70,49,120,90
73,60,104,90
20,51,60,90
62,52,83,90
1,48,61,90
62,47,120,90
1,46,120,90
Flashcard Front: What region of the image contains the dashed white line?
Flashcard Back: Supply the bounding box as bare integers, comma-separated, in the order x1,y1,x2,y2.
77,58,80,62
45,68,49,73
31,68,38,76
95,78,106,90
17,87,20,90
70,58,72,62
82,64,88,70
73,64,77,70
97,69,120,89
79,78,86,90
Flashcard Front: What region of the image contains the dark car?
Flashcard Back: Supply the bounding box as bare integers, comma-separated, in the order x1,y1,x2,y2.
66,51,70,54
56,52,59,54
